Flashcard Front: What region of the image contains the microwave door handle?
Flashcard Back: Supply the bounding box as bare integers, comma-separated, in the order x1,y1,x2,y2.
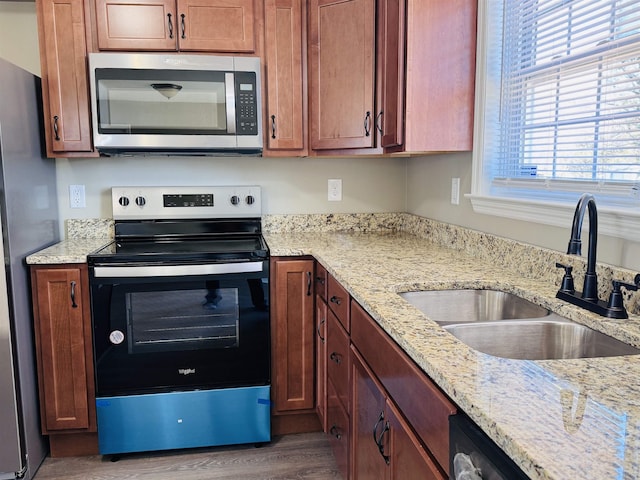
225,72,236,134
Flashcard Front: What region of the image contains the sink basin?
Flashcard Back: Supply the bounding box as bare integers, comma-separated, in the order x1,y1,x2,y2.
399,289,550,324
443,316,640,359
399,288,640,359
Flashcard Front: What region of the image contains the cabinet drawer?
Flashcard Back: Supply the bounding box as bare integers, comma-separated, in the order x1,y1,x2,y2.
326,379,349,479
326,309,350,412
328,274,350,332
351,300,457,474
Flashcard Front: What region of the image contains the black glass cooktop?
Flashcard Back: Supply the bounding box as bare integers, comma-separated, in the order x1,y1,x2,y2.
88,218,268,265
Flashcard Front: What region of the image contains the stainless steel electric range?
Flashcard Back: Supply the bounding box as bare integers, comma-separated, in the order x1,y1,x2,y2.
87,186,270,455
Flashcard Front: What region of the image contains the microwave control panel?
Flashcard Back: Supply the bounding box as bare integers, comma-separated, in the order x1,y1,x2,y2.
235,72,258,136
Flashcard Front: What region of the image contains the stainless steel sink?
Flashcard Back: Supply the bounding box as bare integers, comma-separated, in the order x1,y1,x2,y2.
399,289,550,324
399,289,640,359
443,316,640,359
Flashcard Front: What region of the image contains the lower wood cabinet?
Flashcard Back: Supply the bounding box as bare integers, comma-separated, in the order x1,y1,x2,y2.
350,301,456,474
315,271,457,479
352,348,444,479
270,257,319,434
30,264,98,456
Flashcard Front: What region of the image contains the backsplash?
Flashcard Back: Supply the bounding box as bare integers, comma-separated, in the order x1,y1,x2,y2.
68,213,640,314
66,218,114,239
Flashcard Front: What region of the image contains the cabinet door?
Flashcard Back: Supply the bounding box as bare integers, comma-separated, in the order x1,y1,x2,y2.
309,0,375,150
95,0,177,50
352,349,388,480
316,295,328,431
271,258,315,412
177,0,256,52
402,0,476,152
38,0,93,155
264,0,306,153
387,400,445,480
31,266,95,433
377,0,405,149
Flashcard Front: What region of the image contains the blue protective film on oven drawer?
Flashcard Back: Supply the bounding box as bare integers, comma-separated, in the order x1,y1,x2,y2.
96,385,271,455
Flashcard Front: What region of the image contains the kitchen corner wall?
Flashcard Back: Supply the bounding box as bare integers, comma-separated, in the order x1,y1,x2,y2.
406,153,640,271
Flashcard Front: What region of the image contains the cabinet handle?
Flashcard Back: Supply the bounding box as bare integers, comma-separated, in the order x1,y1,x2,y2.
317,317,325,343
167,13,173,39
70,281,78,308
53,115,60,141
329,425,342,440
364,111,371,137
315,275,325,286
271,115,276,139
330,295,341,306
376,110,384,134
306,271,312,296
180,13,186,39
329,352,341,364
372,411,390,465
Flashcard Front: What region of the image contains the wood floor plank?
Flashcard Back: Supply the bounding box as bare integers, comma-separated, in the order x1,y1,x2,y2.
33,433,342,480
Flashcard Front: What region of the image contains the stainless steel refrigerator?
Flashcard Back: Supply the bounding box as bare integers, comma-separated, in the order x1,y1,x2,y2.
0,57,59,480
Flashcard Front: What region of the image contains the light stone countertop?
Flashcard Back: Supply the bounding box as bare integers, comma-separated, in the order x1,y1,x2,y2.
265,231,640,480
25,217,640,480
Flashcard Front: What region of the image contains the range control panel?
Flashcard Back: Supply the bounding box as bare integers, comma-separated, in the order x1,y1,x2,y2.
111,186,262,220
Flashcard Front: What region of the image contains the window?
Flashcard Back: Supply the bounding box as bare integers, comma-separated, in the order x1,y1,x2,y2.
471,0,640,240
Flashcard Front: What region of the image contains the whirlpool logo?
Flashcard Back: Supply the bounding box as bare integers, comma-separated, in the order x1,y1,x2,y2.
178,368,196,375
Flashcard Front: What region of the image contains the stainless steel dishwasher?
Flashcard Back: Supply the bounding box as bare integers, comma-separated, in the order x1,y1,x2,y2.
449,414,530,479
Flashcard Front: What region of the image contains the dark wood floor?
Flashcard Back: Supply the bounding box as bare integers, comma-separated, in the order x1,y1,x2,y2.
32,432,342,480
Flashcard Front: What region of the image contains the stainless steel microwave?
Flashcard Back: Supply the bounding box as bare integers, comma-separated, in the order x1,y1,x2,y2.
88,53,262,155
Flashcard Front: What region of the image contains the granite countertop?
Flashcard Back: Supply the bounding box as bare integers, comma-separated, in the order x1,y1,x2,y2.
265,231,640,480
26,221,640,479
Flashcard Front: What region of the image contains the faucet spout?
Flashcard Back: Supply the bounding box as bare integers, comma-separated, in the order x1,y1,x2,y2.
567,193,598,300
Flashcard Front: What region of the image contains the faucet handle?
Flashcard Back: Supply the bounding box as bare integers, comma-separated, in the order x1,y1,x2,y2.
556,263,575,294
606,280,638,319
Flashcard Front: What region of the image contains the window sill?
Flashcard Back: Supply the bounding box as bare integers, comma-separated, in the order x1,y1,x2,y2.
468,194,640,243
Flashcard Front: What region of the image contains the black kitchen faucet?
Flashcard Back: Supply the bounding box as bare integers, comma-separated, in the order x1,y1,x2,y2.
556,193,639,318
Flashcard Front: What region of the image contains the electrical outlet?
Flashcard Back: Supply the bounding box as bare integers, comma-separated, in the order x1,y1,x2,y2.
451,178,460,205
69,184,86,208
328,179,342,201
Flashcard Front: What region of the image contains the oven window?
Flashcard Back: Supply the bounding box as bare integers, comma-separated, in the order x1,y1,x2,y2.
126,286,239,354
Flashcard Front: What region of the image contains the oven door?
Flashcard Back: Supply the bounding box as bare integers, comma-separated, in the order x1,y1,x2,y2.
89,260,269,397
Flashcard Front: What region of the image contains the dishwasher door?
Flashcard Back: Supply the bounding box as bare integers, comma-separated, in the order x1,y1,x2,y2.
449,414,530,480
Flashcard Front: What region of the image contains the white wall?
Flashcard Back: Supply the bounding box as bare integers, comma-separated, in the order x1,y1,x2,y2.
0,2,39,75
55,155,407,220
406,153,640,271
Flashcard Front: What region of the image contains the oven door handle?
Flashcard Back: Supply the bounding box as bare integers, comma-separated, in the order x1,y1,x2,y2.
92,261,264,278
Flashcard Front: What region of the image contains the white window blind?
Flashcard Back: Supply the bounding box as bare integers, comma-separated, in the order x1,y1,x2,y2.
481,0,640,207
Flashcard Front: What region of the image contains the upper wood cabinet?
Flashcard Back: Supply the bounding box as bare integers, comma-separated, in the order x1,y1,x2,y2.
263,0,307,155
308,0,477,155
308,0,376,151
94,0,257,52
400,0,477,153
37,0,94,157
377,0,405,149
